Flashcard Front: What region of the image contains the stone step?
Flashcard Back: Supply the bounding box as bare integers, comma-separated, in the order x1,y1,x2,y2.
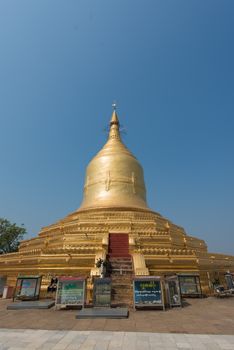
111,291,133,298
111,260,132,264
112,283,132,287
111,264,133,270
111,258,132,260
112,290,132,295
111,262,132,266
111,268,132,272
112,279,133,284
109,255,130,258
111,271,133,274
109,258,132,265
111,274,133,279
111,294,133,306
110,255,132,260
109,255,132,263
111,284,132,296
110,260,133,273
112,282,132,286
110,256,132,261
111,269,133,274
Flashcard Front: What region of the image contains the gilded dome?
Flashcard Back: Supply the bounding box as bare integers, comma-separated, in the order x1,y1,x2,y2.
78,109,148,211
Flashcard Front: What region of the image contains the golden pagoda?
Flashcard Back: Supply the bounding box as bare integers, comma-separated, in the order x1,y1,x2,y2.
0,107,233,302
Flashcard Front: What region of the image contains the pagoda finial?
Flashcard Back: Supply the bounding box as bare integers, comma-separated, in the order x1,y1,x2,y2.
109,102,120,140
112,101,117,111
110,102,119,126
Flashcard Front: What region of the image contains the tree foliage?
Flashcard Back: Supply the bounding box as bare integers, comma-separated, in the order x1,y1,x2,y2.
0,218,26,254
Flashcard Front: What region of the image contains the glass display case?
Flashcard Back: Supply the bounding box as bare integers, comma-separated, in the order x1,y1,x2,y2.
178,274,202,297
165,275,182,307
225,274,234,290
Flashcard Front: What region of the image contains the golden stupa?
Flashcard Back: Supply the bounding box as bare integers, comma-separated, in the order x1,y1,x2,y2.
0,108,233,301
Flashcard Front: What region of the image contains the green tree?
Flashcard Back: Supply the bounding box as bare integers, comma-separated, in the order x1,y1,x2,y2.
0,218,26,254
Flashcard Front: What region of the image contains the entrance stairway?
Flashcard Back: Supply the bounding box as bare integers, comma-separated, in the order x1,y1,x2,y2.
107,234,133,306
109,257,133,307
108,233,130,258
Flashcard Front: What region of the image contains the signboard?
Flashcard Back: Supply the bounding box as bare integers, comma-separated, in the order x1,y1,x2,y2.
133,277,165,310
55,277,86,308
165,275,182,307
0,276,7,296
225,274,234,290
93,278,111,307
21,279,37,297
178,274,202,297
14,276,42,301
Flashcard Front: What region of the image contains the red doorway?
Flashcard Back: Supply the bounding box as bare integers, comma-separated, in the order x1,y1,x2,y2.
108,233,130,257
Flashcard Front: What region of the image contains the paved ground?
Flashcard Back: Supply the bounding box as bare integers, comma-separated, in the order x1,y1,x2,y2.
0,297,234,334
0,329,234,349
0,297,234,349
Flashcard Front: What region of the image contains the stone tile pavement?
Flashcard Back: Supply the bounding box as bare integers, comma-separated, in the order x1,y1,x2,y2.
0,329,234,350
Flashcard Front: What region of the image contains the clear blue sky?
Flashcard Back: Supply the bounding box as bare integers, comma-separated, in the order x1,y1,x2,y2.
0,1,233,255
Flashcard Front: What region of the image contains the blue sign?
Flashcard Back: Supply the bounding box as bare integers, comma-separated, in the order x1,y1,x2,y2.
134,279,162,305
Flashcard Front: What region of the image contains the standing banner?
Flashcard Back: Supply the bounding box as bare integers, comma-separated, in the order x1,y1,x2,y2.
55,277,86,309
133,276,165,310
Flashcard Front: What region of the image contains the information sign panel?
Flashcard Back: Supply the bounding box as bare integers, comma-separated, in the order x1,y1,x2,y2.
165,275,181,307
178,274,202,297
20,278,37,297
93,278,111,307
225,274,234,290
14,276,42,301
55,277,86,308
0,276,6,296
133,277,165,310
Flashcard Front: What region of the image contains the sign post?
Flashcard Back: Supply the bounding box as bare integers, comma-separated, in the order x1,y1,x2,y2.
133,276,165,310
55,277,86,309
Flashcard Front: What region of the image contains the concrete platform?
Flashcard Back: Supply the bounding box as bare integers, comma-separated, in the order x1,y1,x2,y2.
7,300,55,310
76,307,129,319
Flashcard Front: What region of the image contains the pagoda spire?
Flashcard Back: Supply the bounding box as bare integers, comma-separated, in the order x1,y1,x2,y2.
79,105,148,211
109,103,121,140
